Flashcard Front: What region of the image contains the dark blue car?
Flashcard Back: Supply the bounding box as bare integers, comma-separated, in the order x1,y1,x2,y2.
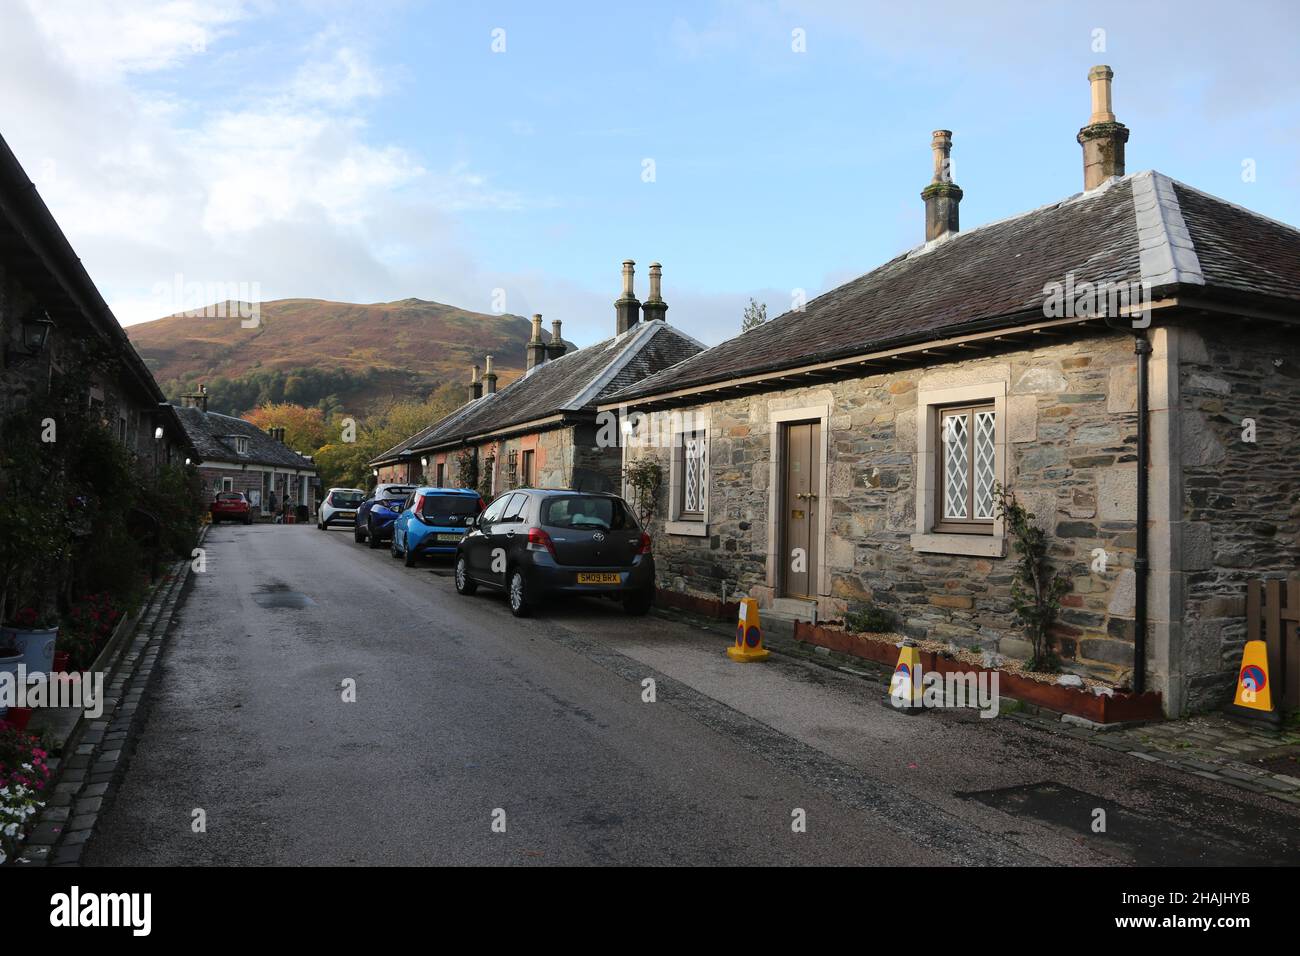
354,483,415,548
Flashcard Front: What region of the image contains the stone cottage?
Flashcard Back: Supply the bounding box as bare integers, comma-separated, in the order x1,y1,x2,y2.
370,262,703,496
0,132,193,471
602,67,1300,717
173,388,320,517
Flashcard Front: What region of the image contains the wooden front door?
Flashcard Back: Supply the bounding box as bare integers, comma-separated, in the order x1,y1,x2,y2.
781,420,821,599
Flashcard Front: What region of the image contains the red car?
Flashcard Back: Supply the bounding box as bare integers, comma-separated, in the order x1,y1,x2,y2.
210,491,253,525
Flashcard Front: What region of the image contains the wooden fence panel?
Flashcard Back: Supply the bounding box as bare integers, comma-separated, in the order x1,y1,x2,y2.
1245,572,1300,713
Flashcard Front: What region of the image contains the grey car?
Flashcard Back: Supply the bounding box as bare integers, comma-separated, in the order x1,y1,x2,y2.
454,489,655,618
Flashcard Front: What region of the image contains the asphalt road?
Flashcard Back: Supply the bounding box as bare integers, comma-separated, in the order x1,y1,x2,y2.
85,523,1300,866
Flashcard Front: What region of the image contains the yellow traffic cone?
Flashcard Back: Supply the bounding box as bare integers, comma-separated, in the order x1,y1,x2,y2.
727,598,770,662
1228,639,1280,725
889,640,925,714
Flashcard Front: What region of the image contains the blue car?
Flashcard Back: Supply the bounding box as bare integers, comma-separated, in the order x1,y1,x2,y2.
354,483,416,549
390,487,484,566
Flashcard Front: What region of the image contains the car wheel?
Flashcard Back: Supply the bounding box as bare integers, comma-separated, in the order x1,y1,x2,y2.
244,514,252,525
454,555,477,595
367,520,382,549
354,525,366,543
623,587,653,616
507,568,533,618
390,534,402,559
403,541,418,567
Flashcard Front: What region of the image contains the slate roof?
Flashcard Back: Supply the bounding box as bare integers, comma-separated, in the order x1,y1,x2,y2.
174,405,318,470
606,170,1300,405
369,321,702,464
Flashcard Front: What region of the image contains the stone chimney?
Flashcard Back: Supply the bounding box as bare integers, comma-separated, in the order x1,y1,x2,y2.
615,259,640,334
1077,65,1129,190
526,314,548,372
468,363,482,402
921,130,962,242
547,318,566,359
642,262,668,323
181,384,208,412
483,354,498,395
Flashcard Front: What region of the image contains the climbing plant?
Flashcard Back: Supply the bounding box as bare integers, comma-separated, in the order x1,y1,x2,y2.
622,458,662,524
992,483,1070,671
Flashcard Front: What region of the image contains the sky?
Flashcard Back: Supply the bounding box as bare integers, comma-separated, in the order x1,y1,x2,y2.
1,0,1298,349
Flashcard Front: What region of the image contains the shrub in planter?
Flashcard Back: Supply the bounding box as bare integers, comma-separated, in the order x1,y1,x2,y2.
843,603,893,634
61,592,123,671
0,726,50,865
1,606,59,675
0,638,21,721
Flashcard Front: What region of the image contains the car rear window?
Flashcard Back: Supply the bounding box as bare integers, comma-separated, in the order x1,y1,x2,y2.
331,491,364,506
422,495,479,521
216,492,244,501
540,496,633,531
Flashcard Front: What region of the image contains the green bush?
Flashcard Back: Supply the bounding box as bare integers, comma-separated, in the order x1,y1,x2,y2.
844,603,893,633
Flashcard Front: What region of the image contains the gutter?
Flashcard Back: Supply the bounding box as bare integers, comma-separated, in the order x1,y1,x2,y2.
1133,334,1151,694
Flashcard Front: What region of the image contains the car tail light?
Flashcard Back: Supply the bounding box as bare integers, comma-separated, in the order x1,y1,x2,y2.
526,527,557,558
637,532,652,555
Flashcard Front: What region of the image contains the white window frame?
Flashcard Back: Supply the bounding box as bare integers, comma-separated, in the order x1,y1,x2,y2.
221,477,234,492
912,381,1007,557
235,436,249,456
665,408,711,537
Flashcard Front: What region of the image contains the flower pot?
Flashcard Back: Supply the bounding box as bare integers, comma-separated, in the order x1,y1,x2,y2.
0,649,21,720
0,625,58,675
52,650,71,674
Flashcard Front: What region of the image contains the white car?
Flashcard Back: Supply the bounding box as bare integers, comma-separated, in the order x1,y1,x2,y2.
317,487,366,530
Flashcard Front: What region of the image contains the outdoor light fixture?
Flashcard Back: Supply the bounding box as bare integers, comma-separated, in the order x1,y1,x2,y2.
185,458,192,466
421,456,428,467
372,469,378,476
8,311,54,362
154,426,164,440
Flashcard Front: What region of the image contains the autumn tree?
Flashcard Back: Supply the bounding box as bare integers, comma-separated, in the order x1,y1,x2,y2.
243,403,331,451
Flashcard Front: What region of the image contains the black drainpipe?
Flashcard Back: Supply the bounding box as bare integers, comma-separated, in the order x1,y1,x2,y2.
1133,334,1151,694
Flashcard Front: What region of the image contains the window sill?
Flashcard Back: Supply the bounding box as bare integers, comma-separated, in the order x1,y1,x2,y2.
666,520,708,537
910,533,1005,557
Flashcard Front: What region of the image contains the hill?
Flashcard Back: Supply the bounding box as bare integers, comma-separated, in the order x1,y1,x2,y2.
125,297,557,415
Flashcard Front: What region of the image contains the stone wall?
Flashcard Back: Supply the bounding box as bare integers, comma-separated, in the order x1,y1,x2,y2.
471,421,621,500
627,331,1147,684
1177,321,1300,711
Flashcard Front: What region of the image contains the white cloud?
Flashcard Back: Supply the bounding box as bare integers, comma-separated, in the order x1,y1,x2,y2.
22,0,249,78
0,0,544,329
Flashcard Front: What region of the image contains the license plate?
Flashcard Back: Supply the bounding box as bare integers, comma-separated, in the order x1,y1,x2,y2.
436,533,462,542
577,572,622,585
338,512,355,519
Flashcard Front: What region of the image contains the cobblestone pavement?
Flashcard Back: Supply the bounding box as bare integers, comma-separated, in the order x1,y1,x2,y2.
15,545,199,866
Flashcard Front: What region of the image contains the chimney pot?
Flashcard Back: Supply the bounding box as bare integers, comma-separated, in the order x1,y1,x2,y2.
920,130,962,242
547,318,566,359
468,363,483,402
615,259,641,334
484,354,498,394
642,261,668,323
1077,64,1129,190
526,314,547,371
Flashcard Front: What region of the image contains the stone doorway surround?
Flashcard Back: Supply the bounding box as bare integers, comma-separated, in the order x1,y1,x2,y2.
764,401,832,613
